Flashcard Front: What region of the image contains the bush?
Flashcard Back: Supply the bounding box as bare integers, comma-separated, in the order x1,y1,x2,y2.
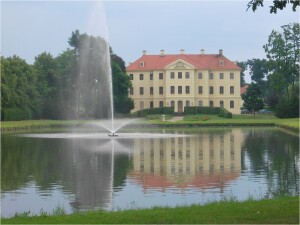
184,106,232,118
134,107,174,117
219,108,233,118
184,106,220,115
2,108,33,121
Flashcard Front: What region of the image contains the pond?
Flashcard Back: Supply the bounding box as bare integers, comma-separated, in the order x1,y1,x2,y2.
1,127,299,218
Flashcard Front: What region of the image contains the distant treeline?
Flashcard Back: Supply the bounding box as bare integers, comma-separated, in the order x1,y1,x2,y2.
1,30,134,121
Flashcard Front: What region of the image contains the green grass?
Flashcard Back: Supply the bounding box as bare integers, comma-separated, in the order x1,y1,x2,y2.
146,114,299,131
1,115,299,133
0,120,87,132
2,196,299,224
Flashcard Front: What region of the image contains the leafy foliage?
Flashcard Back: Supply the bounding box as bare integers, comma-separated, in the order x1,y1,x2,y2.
242,83,264,116
134,107,174,117
236,61,247,87
1,30,133,120
247,0,299,13
183,106,232,118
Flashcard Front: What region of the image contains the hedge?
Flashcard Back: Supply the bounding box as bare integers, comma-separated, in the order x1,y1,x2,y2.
184,106,232,118
134,107,174,117
219,107,233,118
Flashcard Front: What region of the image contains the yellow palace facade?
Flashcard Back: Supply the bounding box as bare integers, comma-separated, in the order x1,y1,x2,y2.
126,49,241,114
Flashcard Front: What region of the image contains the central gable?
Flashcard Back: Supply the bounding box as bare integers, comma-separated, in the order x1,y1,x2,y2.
164,59,196,70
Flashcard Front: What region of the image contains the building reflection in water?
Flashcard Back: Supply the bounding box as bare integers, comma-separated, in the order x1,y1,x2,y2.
129,129,243,191
54,129,244,212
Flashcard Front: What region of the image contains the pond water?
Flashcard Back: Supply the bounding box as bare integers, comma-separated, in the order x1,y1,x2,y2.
1,127,299,218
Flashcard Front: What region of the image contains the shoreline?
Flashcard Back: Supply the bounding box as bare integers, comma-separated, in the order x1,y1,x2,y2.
1,196,299,224
1,117,299,133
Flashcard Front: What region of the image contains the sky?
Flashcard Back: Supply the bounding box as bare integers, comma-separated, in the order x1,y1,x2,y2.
1,0,299,82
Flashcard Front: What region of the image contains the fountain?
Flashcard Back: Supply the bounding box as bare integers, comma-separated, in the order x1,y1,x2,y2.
108,132,118,137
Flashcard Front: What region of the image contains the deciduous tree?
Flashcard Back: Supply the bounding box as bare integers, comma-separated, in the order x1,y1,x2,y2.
247,0,299,13
242,82,264,117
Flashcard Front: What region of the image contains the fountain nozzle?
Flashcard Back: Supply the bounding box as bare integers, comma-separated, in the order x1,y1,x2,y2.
108,132,118,137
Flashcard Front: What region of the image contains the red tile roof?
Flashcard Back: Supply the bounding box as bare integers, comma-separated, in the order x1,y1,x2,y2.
240,84,249,95
126,53,241,71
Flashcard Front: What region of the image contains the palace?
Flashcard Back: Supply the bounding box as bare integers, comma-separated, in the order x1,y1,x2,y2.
126,49,241,114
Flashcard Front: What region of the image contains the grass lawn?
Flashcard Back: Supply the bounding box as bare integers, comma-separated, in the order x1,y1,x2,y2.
2,196,299,224
1,115,299,132
146,114,299,131
0,120,87,132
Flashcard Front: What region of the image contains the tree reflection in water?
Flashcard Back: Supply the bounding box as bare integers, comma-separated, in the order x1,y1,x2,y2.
1,127,299,217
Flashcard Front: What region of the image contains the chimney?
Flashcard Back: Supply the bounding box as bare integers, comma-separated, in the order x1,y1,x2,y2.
180,49,185,54
201,49,205,55
219,49,223,56
142,50,147,55
160,50,165,56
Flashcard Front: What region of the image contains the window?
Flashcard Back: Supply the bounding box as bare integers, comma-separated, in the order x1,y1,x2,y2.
178,72,182,79
198,72,203,79
209,101,214,107
198,100,203,106
140,87,144,95
150,101,154,108
186,100,190,107
140,101,144,109
230,100,234,108
130,87,134,95
209,73,213,79
178,86,182,94
198,86,203,94
230,86,234,94
230,73,234,79
129,74,133,80
185,72,190,79
159,86,163,95
150,73,153,80
170,86,175,94
209,86,214,94
219,73,224,79
159,73,163,80
139,74,144,80
186,86,190,94
159,101,163,107
219,60,224,66
220,101,224,107
171,101,175,107
171,72,175,79
150,87,153,95
140,61,144,67
220,86,224,94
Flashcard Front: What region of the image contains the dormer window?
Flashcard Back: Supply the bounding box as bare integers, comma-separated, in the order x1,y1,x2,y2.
219,60,224,66
140,61,145,67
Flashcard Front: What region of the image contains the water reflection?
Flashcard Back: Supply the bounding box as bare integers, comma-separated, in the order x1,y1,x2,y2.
129,129,242,191
1,127,299,218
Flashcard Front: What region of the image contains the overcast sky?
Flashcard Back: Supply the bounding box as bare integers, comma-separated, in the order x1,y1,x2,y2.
1,0,299,82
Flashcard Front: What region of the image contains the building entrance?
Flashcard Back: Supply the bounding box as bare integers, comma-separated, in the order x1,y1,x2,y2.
178,101,183,113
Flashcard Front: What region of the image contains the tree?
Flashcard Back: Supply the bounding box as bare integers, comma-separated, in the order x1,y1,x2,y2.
275,83,299,118
111,61,134,113
247,58,269,84
236,61,247,87
1,55,39,120
263,23,299,99
247,0,299,13
242,82,264,117
55,49,78,119
33,52,59,118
